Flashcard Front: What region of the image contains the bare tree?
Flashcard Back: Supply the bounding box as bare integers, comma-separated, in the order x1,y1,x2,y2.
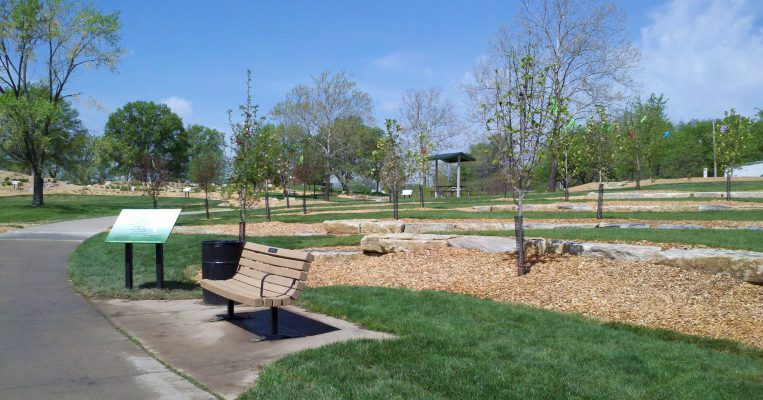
399,88,460,206
518,0,640,191
272,71,373,201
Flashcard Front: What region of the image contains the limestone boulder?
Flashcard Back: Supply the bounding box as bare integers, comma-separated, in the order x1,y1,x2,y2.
698,204,732,211
404,222,456,234
471,205,493,212
361,233,455,254
360,220,405,234
323,219,376,235
656,248,763,284
571,242,662,260
453,222,513,231
557,204,594,211
447,235,517,253
656,224,704,230
596,222,651,229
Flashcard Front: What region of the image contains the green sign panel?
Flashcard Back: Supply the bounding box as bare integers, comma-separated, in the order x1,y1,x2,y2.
105,209,181,244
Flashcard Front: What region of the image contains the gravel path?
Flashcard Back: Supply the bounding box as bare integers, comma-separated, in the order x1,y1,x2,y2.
307,247,763,348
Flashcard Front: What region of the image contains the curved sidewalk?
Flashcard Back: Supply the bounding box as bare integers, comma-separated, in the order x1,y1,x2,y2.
0,216,211,399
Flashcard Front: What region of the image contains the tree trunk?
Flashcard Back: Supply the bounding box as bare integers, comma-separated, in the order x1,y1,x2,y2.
302,182,307,214
419,184,424,208
596,183,604,219
204,190,210,219
726,173,732,201
323,174,331,201
515,213,526,276
32,172,44,207
547,157,558,192
284,188,290,208
152,194,158,209
392,185,399,220
239,221,246,242
265,190,271,222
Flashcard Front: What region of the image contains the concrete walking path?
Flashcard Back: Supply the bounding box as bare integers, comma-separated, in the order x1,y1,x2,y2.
0,216,211,399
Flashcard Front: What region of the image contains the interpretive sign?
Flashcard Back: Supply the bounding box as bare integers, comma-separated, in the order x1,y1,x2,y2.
105,209,181,244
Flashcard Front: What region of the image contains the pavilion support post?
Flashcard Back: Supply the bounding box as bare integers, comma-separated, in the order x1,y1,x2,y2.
456,157,461,198
434,160,438,198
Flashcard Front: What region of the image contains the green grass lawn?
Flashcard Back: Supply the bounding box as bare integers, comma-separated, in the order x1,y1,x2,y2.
240,286,763,400
0,194,222,224
456,228,763,253
608,180,763,192
68,233,361,299
178,208,763,225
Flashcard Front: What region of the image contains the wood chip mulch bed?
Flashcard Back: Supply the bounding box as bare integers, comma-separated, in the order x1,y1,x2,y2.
307,247,763,348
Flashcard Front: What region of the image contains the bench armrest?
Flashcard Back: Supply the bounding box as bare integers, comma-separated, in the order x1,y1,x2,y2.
259,273,299,298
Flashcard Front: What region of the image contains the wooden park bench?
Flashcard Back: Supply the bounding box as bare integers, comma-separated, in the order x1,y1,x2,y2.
201,242,314,340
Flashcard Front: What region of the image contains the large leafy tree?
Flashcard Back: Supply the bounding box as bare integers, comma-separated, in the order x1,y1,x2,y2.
102,101,188,207
517,0,639,192
272,70,373,201
331,117,383,194
0,0,122,206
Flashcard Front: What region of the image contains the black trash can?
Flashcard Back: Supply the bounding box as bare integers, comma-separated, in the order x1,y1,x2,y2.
201,240,244,305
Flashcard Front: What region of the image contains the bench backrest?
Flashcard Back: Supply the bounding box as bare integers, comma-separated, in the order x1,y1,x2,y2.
236,242,314,299
401,189,413,196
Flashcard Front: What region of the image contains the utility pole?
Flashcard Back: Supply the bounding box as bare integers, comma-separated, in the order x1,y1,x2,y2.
713,120,717,178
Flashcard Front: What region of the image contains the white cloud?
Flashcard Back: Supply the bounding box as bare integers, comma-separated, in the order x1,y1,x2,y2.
160,96,193,120
638,0,763,122
371,51,417,71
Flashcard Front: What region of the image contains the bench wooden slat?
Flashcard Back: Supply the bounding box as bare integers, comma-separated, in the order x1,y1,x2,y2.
239,258,307,281
241,250,311,272
231,274,300,299
201,279,265,307
223,279,288,305
202,279,292,307
236,267,307,291
245,242,314,263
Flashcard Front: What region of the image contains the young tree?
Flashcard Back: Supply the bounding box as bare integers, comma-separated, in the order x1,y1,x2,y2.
621,94,671,188
102,101,189,195
272,70,373,201
373,120,409,220
476,34,551,276
189,149,223,219
229,71,273,239
517,0,640,192
717,109,753,200
0,0,122,206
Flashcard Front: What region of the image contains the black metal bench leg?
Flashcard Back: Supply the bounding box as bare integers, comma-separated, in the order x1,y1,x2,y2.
210,300,250,322
250,306,302,342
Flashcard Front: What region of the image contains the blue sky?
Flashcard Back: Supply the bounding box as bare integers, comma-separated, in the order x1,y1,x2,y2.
70,0,763,147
